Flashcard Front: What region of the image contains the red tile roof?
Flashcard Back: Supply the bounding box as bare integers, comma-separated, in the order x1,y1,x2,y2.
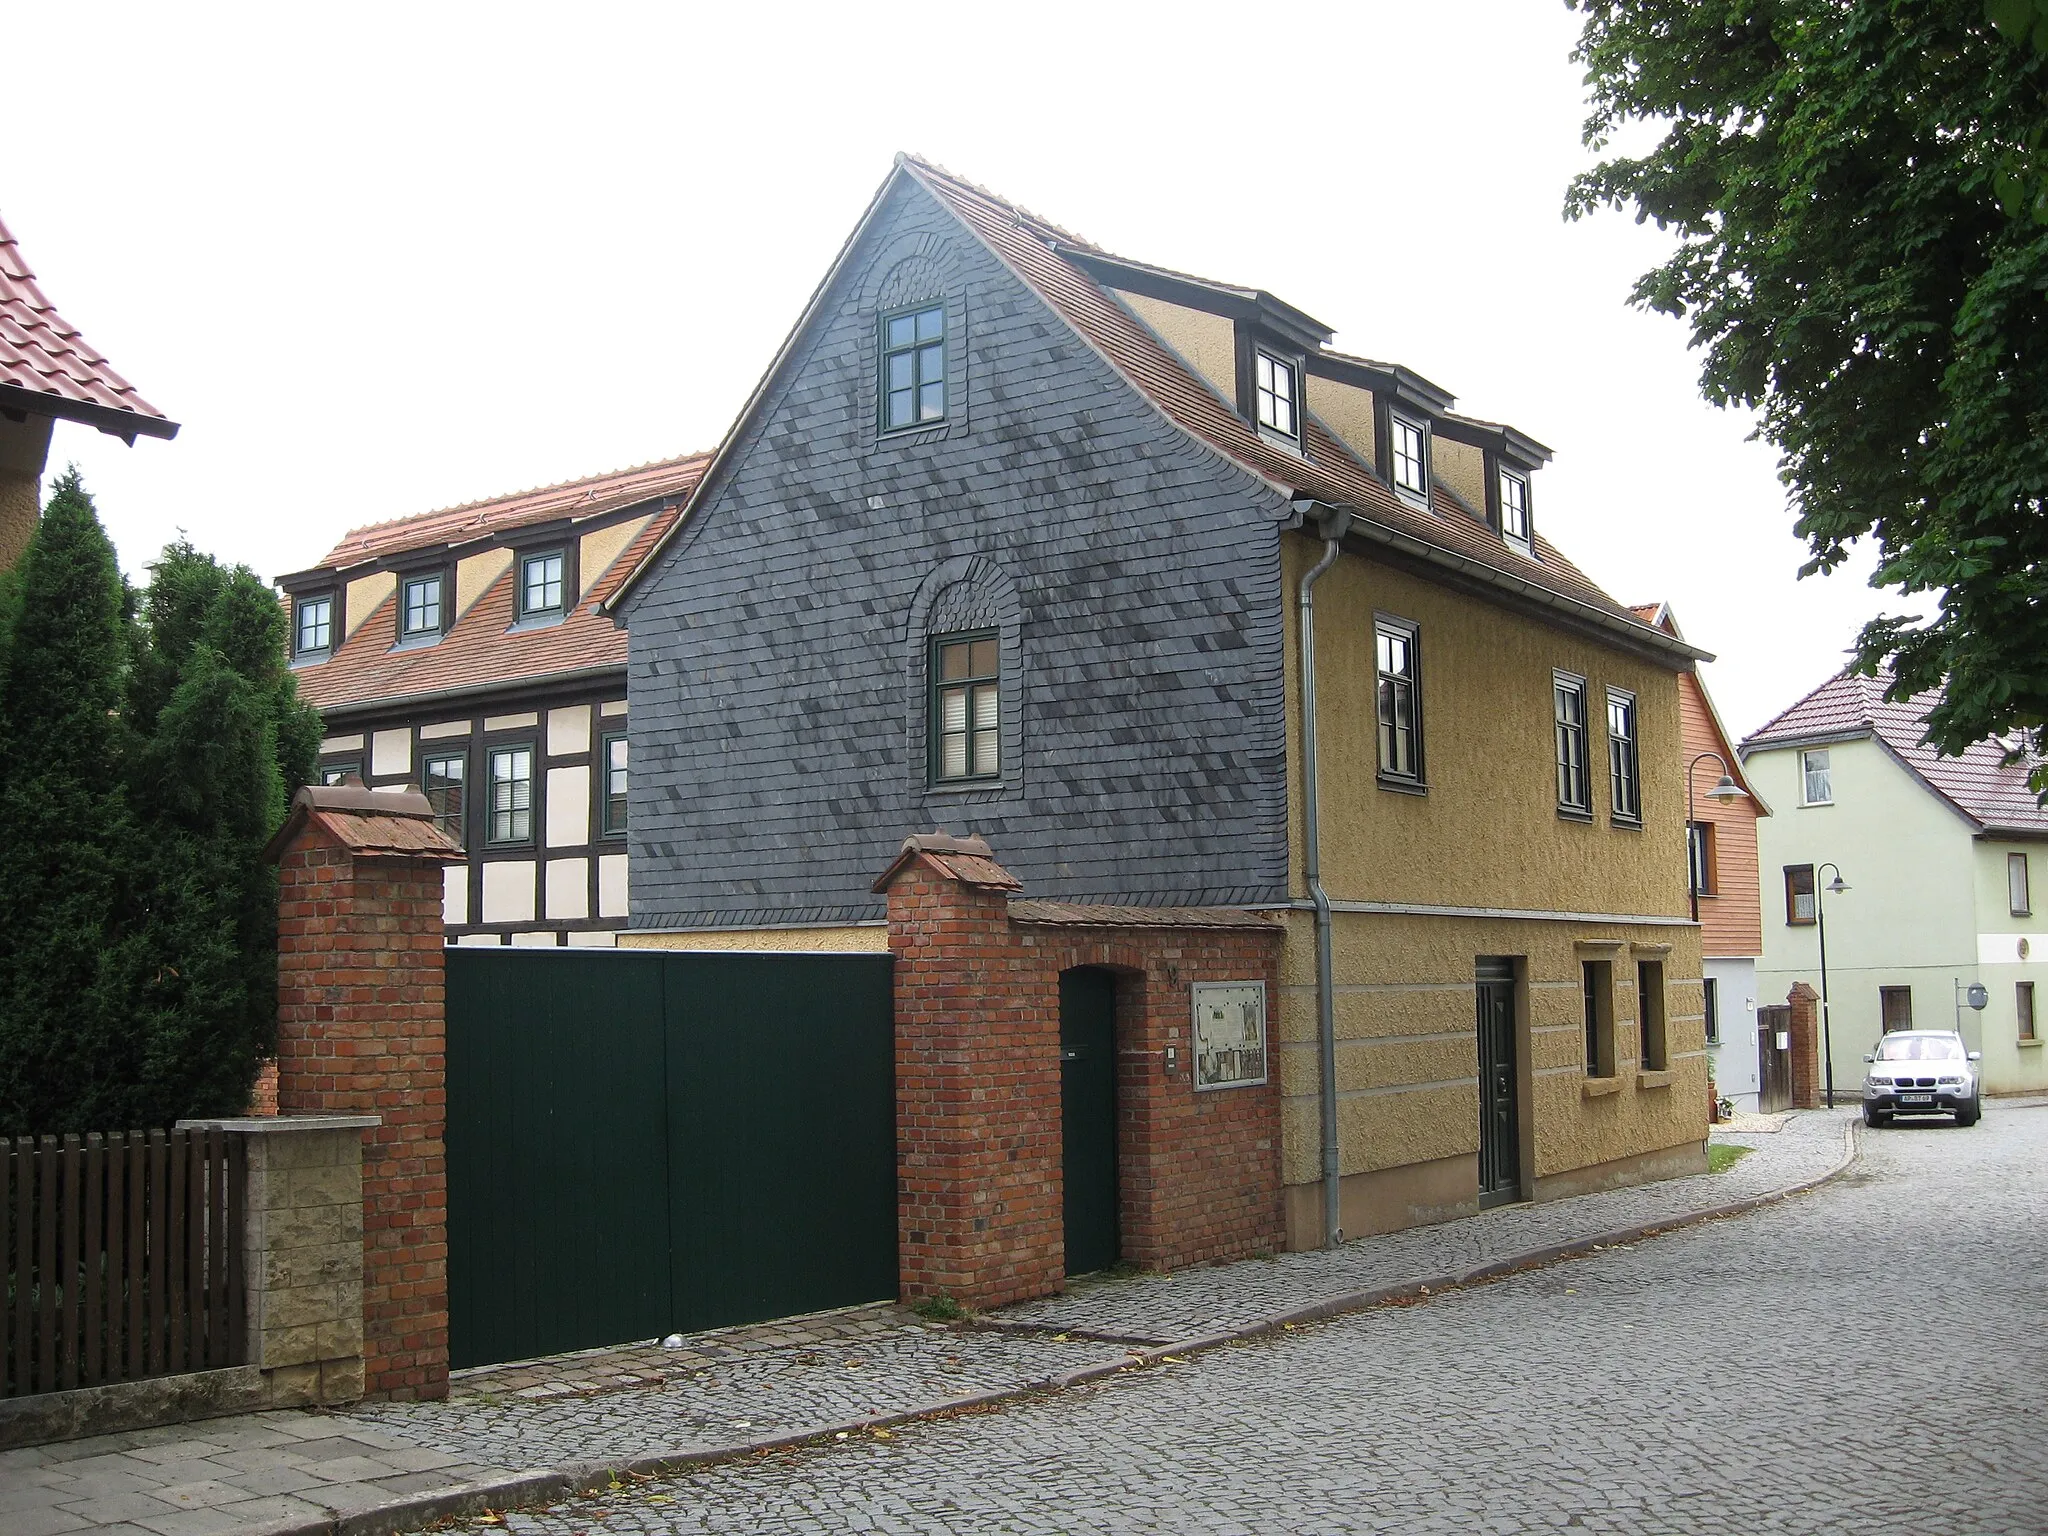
1742,671,2048,835
316,453,711,571
0,213,177,440
263,783,461,862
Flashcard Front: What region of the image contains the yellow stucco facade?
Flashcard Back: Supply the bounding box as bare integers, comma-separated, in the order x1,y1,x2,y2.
1275,533,1707,1248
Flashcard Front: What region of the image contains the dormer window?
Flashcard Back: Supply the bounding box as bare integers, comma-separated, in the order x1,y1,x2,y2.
1499,467,1534,557
1390,414,1429,502
401,572,445,640
882,304,946,431
1253,350,1298,439
519,549,566,620
293,593,334,659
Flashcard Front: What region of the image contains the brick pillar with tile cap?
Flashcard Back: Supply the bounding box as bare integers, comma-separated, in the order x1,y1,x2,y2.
876,832,1065,1310
266,781,462,1401
1787,981,1822,1110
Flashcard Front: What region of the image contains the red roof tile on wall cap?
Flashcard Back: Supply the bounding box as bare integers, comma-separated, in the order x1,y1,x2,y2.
1742,668,2048,836
263,780,462,863
871,829,1024,894
0,213,177,441
314,451,713,571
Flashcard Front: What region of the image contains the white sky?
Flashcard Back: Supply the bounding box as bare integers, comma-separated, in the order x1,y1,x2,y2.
8,0,1927,740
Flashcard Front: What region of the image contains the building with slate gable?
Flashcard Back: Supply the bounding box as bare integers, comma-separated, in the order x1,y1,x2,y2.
610,157,1714,1253
1,212,178,571
1743,669,2048,1098
283,453,709,946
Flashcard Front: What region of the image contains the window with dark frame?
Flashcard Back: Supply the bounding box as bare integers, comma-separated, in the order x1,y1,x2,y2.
294,594,333,657
1688,820,1717,897
931,633,999,783
1390,414,1428,499
601,732,628,837
1880,986,1914,1033
1499,467,1532,554
486,744,535,845
422,751,467,848
1582,960,1613,1077
1555,673,1590,814
319,761,360,786
882,304,946,431
2020,980,2036,1042
1254,350,1298,438
401,572,444,639
2009,851,2031,917
1607,689,1641,823
519,550,566,619
1784,863,1816,925
1703,975,1721,1045
1637,960,1668,1071
1375,620,1422,784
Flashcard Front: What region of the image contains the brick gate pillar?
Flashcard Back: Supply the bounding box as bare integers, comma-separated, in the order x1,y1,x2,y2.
874,833,1064,1310
264,782,462,1401
1787,981,1822,1110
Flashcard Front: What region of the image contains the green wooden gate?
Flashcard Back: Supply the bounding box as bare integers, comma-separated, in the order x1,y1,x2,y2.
445,948,896,1370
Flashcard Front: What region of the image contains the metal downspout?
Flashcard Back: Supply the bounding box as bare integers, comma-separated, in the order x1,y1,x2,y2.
1296,505,1351,1250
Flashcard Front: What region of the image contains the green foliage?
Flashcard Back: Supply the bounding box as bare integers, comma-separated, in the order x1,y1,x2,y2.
0,475,320,1134
1567,1,2048,775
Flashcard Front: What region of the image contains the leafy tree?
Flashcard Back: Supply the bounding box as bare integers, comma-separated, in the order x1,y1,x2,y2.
1566,1,2048,769
0,470,133,1132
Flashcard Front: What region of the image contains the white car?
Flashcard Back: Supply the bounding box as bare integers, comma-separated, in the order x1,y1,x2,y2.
1861,1030,1983,1127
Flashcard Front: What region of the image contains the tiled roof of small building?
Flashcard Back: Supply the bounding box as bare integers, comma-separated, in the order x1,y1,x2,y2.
317,452,711,570
0,213,177,440
1742,670,2048,835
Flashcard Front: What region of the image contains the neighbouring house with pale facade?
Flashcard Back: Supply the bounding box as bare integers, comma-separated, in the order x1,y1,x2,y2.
1743,669,2048,1097
282,453,710,946
1632,604,1770,1111
606,155,1714,1255
1,212,178,570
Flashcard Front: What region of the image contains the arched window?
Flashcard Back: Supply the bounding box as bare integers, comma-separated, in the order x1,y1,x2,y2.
904,556,1022,798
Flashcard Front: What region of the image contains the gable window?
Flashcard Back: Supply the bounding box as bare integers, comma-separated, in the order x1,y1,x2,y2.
486,744,535,845
519,550,566,619
601,732,629,837
401,572,445,639
422,751,467,848
1375,618,1423,786
1607,689,1641,824
1499,468,1533,557
1253,350,1298,439
931,633,999,782
1784,863,1816,926
2019,981,2036,1042
1688,820,1717,897
1390,413,1429,501
882,303,946,431
294,594,334,658
1555,673,1590,816
2009,851,2031,917
1801,748,1832,805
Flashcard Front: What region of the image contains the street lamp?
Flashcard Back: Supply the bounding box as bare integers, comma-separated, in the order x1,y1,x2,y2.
1815,862,1850,1108
1686,753,1751,924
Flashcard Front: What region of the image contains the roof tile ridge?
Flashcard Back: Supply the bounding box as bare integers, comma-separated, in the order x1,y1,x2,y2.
326,449,714,552
899,154,1101,251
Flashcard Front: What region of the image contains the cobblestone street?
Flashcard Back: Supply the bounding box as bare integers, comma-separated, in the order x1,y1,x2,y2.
494,1103,2047,1535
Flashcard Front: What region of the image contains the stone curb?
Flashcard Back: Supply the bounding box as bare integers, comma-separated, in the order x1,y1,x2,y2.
274,1117,1862,1536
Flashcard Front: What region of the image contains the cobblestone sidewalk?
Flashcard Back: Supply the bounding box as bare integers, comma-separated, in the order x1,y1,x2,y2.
1,1109,1856,1536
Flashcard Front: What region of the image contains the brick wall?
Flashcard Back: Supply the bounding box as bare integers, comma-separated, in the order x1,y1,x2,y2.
1787,981,1821,1110
882,835,1283,1311
271,792,457,1401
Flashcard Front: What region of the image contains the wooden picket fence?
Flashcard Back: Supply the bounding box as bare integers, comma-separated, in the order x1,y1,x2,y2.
2,1129,246,1400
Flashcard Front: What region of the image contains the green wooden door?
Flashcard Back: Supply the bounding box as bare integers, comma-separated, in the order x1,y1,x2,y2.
1059,968,1120,1276
446,948,897,1370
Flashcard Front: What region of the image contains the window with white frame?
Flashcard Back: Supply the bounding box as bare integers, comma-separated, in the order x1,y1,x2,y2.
1499,467,1533,556
1390,414,1429,500
2011,851,2032,917
1253,350,1297,439
1801,748,1832,805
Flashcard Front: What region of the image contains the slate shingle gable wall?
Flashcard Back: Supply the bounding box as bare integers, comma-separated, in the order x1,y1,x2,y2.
624,178,1291,928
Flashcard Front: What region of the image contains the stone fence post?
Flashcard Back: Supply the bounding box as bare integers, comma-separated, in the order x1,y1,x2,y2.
1787,981,1822,1109
264,782,461,1401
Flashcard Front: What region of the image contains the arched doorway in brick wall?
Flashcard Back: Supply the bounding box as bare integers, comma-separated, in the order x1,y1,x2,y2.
1058,966,1121,1276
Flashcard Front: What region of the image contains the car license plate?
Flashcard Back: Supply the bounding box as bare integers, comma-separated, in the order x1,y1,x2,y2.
1902,1093,1933,1104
